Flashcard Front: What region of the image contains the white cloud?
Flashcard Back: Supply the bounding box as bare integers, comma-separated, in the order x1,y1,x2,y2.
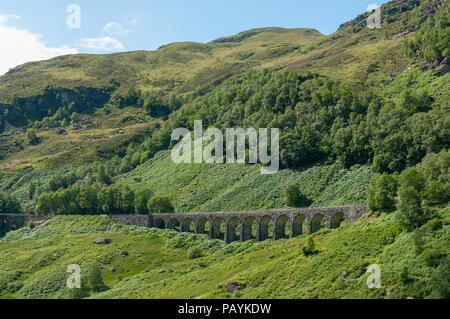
76,36,125,52
0,13,20,24
101,22,131,36
0,20,78,75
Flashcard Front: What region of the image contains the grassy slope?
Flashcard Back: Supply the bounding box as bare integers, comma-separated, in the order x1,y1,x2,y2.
0,0,417,102
0,205,448,299
0,0,426,172
0,149,376,213
114,151,376,212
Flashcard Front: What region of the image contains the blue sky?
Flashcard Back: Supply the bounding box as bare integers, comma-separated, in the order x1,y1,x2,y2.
0,0,389,74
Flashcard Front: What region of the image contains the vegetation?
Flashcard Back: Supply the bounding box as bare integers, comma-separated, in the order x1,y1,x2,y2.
147,196,174,214
0,204,448,299
0,0,448,300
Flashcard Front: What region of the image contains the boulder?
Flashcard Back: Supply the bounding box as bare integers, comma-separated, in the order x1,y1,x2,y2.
226,280,238,294
93,238,111,245
386,286,395,295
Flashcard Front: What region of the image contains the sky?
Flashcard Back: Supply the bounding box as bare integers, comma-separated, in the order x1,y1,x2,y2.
0,0,389,75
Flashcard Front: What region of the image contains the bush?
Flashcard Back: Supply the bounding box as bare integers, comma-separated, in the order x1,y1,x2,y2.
302,237,316,256
399,266,409,283
0,192,21,214
431,256,450,299
422,218,443,233
421,248,443,268
283,181,310,207
25,128,40,145
7,281,23,293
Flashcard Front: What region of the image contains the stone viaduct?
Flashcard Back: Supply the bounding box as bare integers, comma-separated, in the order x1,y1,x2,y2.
0,205,368,244
111,205,368,244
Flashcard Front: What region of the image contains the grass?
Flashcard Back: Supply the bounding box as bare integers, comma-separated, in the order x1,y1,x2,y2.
114,151,376,212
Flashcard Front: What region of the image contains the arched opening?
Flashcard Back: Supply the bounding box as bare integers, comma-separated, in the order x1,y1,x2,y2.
196,218,210,235
310,214,326,233
242,217,257,241
226,217,241,243
211,217,225,240
181,218,195,232
291,214,307,238
274,215,290,239
153,218,165,229
168,218,180,231
330,212,348,229
259,216,273,241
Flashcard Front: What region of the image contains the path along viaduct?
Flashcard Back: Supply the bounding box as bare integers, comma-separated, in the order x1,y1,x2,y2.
1,205,368,244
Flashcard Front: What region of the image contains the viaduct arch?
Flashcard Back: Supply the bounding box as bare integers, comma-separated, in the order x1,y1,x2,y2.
138,205,368,244
0,205,368,244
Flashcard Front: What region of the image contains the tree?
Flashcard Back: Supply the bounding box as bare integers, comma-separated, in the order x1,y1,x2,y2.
85,264,104,292
34,193,55,215
134,189,153,214
147,196,174,214
396,186,428,231
97,186,117,213
0,192,21,214
118,185,135,214
25,128,39,145
423,181,449,205
399,168,426,194
77,186,98,214
283,181,310,207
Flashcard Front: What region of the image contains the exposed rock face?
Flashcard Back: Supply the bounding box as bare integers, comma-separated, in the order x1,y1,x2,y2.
4,86,113,123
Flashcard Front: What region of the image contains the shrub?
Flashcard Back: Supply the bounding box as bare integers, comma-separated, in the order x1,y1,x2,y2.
399,266,409,283
283,181,310,207
0,192,21,214
188,248,204,260
431,256,450,299
25,128,40,145
421,248,443,268
422,218,443,233
302,237,316,256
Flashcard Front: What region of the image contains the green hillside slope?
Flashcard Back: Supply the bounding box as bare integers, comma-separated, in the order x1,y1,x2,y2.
0,204,448,299
0,0,448,300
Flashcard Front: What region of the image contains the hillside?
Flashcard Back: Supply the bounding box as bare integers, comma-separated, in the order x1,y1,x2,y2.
0,205,448,299
0,0,449,300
